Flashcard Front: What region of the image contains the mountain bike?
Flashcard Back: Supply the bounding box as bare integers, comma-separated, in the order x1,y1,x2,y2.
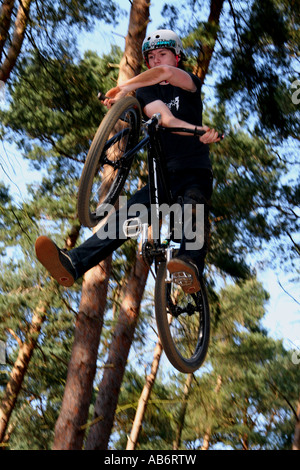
77,95,221,373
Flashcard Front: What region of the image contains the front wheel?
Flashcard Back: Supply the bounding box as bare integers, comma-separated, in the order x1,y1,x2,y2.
155,262,210,373
77,96,141,228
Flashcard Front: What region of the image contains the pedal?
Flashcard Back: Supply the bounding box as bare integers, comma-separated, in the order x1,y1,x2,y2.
122,217,142,239
171,271,193,287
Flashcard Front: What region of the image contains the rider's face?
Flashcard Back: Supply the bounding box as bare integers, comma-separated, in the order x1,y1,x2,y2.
147,48,177,68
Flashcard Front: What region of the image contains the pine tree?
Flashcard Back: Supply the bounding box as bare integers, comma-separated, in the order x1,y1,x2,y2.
0,185,77,448
85,243,149,449
182,279,300,449
82,0,150,450
126,336,164,450
0,0,118,82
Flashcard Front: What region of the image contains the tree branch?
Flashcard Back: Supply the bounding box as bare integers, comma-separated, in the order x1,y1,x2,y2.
0,0,32,82
195,0,225,84
0,0,15,62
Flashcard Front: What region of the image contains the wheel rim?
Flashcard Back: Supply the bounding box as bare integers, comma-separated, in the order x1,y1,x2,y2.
165,283,207,364
89,115,136,219
155,262,210,373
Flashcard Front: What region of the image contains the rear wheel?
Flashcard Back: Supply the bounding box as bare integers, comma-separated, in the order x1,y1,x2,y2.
155,262,210,373
77,96,141,228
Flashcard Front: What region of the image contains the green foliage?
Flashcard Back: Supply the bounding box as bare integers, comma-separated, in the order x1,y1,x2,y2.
114,367,177,450
215,0,300,139
0,186,79,448
160,0,299,275
2,0,119,64
198,279,300,450
115,278,300,450
2,47,121,168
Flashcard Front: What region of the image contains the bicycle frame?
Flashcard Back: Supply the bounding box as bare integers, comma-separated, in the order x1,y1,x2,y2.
120,113,178,276
113,110,223,275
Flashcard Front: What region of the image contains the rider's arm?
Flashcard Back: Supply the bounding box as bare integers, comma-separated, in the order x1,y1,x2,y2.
143,99,220,144
103,67,219,144
104,66,196,105
121,65,196,92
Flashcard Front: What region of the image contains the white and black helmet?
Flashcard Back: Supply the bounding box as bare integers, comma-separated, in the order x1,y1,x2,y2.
142,29,185,58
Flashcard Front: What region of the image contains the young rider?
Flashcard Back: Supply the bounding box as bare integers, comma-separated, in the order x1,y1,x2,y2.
35,29,220,293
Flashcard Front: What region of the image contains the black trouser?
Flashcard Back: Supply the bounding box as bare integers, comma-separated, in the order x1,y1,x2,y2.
69,169,213,279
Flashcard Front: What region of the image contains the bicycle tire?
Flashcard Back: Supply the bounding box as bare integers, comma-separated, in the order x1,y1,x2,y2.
77,96,141,228
155,262,210,373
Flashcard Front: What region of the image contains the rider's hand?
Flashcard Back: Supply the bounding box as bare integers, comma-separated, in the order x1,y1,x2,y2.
199,125,221,144
102,86,128,108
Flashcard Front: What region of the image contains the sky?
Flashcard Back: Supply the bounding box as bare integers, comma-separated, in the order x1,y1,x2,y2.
0,0,299,355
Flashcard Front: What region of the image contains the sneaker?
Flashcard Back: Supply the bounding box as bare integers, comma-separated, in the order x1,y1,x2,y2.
35,236,76,287
167,256,201,294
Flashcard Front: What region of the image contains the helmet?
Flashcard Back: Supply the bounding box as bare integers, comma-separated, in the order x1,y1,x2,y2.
142,29,184,58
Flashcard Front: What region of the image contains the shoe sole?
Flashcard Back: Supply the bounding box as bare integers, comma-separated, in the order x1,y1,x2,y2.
35,236,75,287
167,258,200,294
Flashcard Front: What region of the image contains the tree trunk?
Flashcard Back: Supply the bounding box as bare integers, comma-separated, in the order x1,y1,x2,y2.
173,373,193,450
201,375,222,450
0,0,32,83
85,251,149,450
0,0,15,62
117,0,150,84
201,431,211,451
194,0,224,84
242,398,249,450
126,337,164,450
0,302,47,443
52,257,112,450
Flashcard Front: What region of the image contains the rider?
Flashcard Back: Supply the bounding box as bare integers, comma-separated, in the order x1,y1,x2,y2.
35,29,220,293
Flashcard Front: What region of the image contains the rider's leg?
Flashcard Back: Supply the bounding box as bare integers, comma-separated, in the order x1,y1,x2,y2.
35,185,151,285
167,169,213,293
70,185,151,278
177,185,211,274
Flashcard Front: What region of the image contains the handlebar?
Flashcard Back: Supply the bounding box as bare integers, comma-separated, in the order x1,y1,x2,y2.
160,126,224,140
98,92,224,140
143,115,224,139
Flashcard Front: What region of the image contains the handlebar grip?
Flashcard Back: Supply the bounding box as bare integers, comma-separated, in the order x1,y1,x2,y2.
97,91,108,101
194,128,224,140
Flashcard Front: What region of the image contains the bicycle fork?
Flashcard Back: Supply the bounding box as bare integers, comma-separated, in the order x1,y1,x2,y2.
122,116,175,282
